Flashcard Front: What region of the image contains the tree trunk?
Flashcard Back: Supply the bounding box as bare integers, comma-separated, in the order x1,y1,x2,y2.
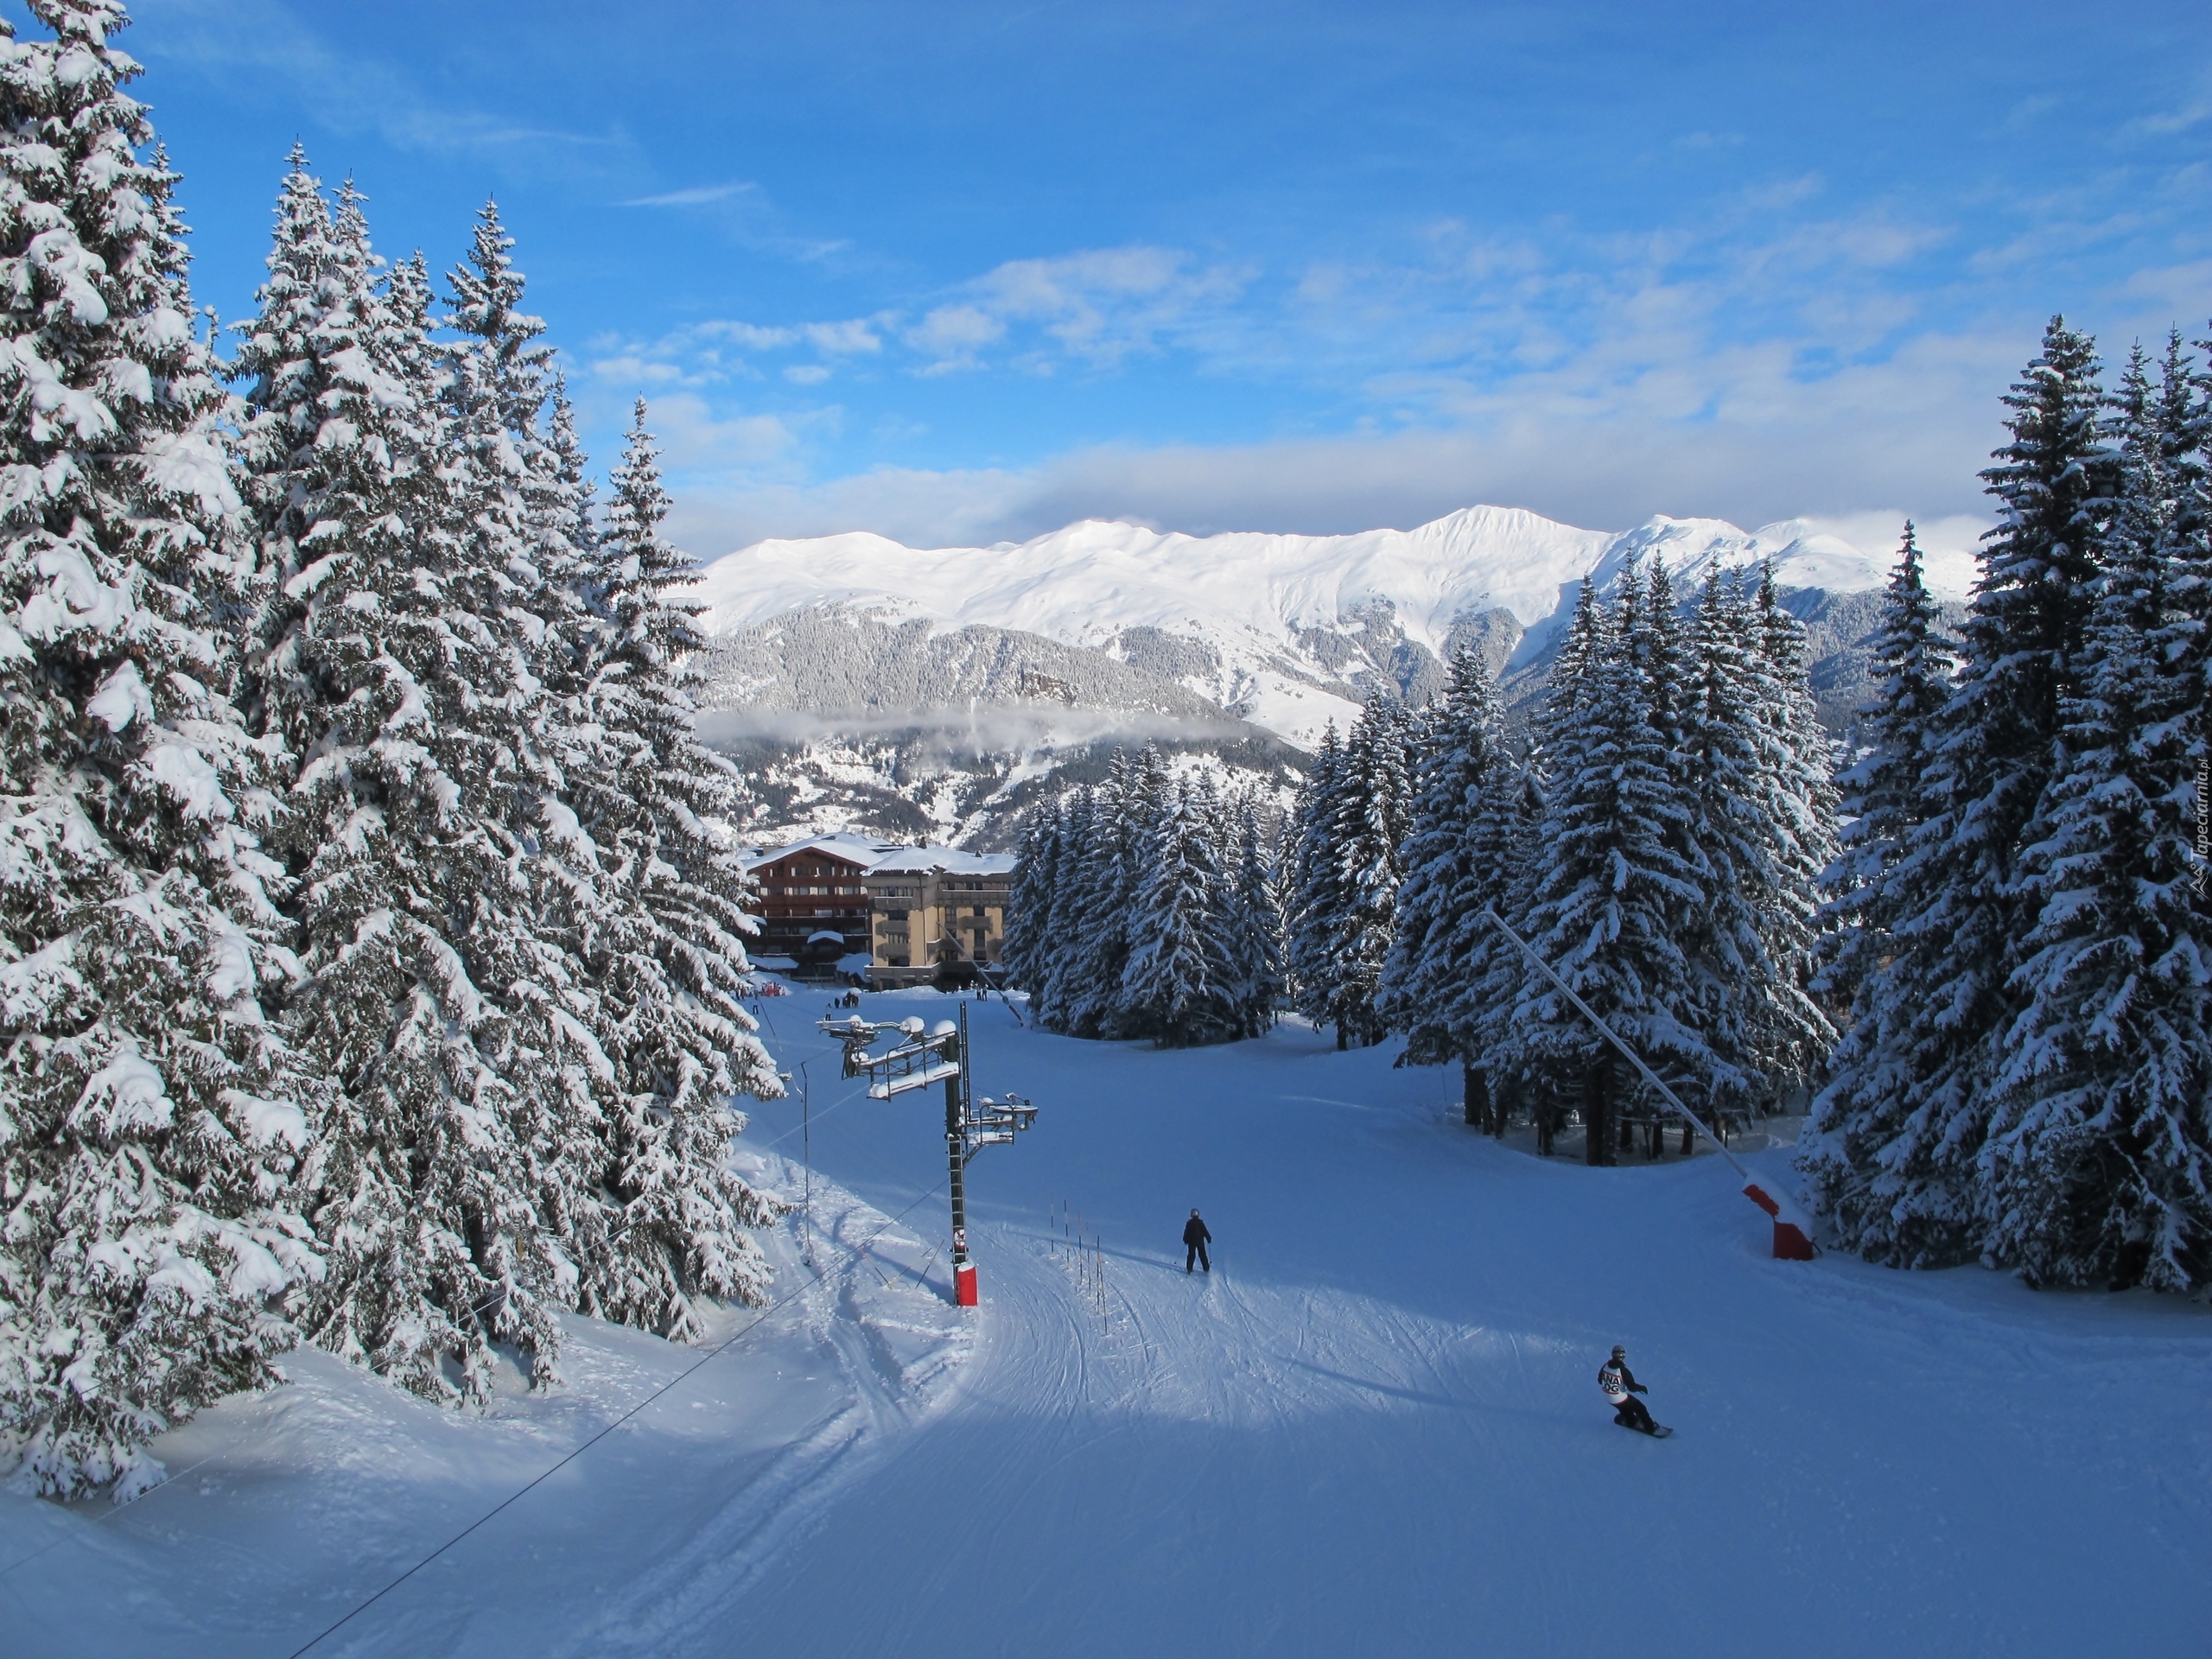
1462,1058,1489,1128
1336,1025,1347,1051
1584,1058,1612,1166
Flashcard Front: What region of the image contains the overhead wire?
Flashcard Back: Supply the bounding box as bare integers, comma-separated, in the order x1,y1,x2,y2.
282,1169,952,1657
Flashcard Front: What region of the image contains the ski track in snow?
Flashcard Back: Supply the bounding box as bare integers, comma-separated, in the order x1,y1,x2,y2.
3,983,2207,1656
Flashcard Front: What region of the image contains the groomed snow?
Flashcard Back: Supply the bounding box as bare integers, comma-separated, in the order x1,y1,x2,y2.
3,985,2202,1656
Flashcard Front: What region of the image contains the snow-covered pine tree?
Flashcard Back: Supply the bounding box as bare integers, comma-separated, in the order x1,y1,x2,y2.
1226,793,1284,1039
1484,580,1601,1140
1329,697,1412,1048
1378,646,1508,1119
1815,526,1955,989
0,3,325,1498
1808,319,2113,1267
1459,698,1541,1138
1033,788,1096,1033
1187,771,1246,1039
1003,796,1063,995
551,400,781,1338
1982,346,2212,1291
1801,529,1964,1255
1510,577,1704,1165
1745,563,1840,1088
1376,695,1458,1067
1639,556,1690,754
1286,722,1345,1040
1065,753,1142,1039
231,146,341,727
1121,776,1230,1046
1671,568,1777,1116
251,193,583,1402
2159,329,2211,709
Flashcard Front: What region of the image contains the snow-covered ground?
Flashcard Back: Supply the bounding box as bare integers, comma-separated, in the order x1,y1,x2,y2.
5,986,2205,1656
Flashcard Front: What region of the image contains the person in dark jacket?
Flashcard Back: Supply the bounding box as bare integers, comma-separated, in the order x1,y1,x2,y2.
1183,1210,1211,1274
1599,1344,1656,1432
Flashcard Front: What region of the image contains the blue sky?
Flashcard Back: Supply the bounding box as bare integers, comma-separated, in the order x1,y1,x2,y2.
111,0,2212,555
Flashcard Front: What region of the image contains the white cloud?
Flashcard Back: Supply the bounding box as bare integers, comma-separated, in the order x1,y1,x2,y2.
906,304,1005,370
801,320,884,355
699,321,803,351
2124,71,2212,138
656,326,2008,560
622,181,761,209
640,393,817,474
603,186,2190,575
584,314,892,395
613,176,849,264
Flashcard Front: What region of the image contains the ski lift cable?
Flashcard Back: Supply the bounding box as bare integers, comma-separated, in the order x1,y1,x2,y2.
935,929,1026,1026
1479,907,1748,1181
276,1173,954,1659
1,1012,948,1584
1479,908,1817,1256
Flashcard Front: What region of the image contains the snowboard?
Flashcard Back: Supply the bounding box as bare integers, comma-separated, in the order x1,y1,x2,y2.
1615,1417,1673,1439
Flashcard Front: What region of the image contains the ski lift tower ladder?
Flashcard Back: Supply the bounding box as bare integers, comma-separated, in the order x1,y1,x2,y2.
819,1001,1037,1306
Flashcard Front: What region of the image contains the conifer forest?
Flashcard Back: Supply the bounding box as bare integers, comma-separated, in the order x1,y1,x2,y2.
1006,313,2212,1307
1257,316,2210,1299
0,2,781,1500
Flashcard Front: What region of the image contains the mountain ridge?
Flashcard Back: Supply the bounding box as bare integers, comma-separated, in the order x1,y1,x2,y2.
688,504,1961,847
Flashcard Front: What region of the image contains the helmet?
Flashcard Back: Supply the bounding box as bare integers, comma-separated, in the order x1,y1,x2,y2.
1611,1344,1626,1357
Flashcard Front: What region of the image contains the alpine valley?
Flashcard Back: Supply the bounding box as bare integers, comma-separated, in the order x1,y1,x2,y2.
689,505,1975,847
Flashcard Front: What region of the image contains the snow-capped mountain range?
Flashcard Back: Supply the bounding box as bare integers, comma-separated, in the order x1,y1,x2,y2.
687,505,1967,845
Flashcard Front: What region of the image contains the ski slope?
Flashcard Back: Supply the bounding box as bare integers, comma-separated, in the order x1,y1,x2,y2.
4,985,2206,1656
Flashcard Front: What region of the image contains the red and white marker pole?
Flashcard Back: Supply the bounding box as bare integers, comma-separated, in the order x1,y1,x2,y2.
1482,909,1818,1262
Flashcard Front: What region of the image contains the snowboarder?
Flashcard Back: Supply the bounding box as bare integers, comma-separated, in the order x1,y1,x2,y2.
1599,1345,1667,1436
1183,1209,1211,1274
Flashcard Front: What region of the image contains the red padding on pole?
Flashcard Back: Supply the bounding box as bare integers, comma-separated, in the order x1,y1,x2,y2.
1772,1221,1816,1261
1743,1182,1818,1259
955,1262,978,1306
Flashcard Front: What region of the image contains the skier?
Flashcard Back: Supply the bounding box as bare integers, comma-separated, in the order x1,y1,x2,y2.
1599,1344,1666,1436
1183,1209,1212,1274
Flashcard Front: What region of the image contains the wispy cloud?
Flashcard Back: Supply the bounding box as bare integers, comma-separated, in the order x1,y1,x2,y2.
896,246,1254,374
622,181,761,209
137,0,631,169
655,320,2014,559
611,175,851,262
585,313,892,396
2122,68,2212,138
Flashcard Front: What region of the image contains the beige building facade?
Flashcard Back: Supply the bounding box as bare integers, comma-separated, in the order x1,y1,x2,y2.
862,846,1016,988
